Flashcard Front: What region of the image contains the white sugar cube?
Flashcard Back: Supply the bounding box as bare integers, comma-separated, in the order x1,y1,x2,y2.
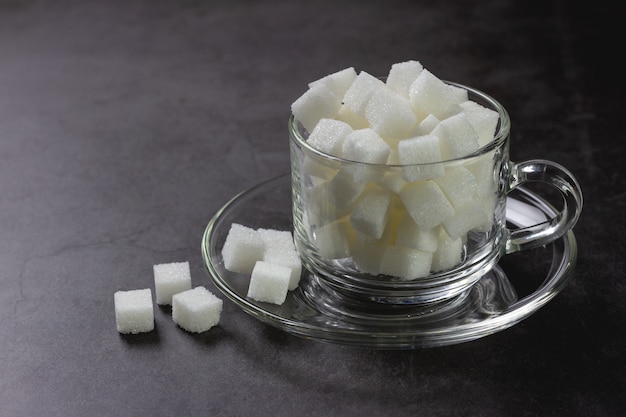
308,67,358,99
379,245,433,280
153,261,192,305
376,171,408,194
386,60,424,97
397,134,445,181
431,112,480,160
395,213,440,252
336,103,369,129
291,83,341,133
409,69,466,121
342,128,390,165
365,88,417,139
350,233,386,275
258,228,302,290
465,154,497,197
431,230,463,272
443,200,493,238
247,261,292,305
316,170,367,212
342,71,386,116
307,118,353,156
301,155,338,182
350,184,393,239
434,166,477,209
114,289,154,334
460,100,499,146
314,219,353,259
172,286,223,333
305,183,346,228
400,180,455,231
221,223,264,275
408,114,440,137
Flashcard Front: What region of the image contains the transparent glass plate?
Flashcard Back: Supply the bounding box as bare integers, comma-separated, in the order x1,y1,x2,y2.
201,174,577,349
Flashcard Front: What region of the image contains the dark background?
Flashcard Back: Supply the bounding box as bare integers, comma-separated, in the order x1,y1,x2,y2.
1,1,624,416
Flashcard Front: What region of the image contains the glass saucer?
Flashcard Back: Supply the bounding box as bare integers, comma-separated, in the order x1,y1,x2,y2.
201,174,577,349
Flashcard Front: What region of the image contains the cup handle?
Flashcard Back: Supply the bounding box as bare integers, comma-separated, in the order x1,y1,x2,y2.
505,159,583,254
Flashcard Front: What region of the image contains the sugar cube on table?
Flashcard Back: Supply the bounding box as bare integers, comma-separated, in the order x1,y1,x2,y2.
153,261,192,305
114,289,154,334
221,223,264,275
257,228,302,291
172,286,223,333
291,83,342,133
247,261,292,305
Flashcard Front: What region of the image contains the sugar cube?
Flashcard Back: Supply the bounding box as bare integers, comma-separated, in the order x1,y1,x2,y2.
397,134,445,181
431,230,464,272
431,112,480,160
247,261,292,305
386,60,424,97
307,117,353,157
291,83,341,133
395,213,440,252
153,261,192,305
257,228,302,290
172,286,223,333
365,87,417,139
314,219,353,259
409,69,466,121
460,100,499,146
308,67,358,99
221,223,264,275
434,166,477,209
350,184,393,239
114,289,154,334
400,180,455,231
342,71,386,116
379,245,433,280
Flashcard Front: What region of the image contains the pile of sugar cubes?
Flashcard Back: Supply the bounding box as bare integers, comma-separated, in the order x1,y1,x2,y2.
290,60,500,280
114,261,223,334
221,223,301,305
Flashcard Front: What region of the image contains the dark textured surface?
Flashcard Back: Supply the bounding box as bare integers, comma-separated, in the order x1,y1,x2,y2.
1,1,624,416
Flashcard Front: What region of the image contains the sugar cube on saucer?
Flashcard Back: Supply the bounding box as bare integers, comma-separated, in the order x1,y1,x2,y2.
222,223,264,275
247,261,291,305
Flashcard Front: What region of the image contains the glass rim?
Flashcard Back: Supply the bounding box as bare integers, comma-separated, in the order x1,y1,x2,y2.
289,81,511,167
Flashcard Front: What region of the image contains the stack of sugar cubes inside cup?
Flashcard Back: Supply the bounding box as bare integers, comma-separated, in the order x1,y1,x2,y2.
290,60,500,280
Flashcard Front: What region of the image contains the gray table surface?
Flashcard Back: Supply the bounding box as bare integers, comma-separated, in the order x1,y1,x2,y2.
1,1,624,416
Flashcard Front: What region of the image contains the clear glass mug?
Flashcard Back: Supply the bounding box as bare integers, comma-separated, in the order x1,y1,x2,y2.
289,82,583,306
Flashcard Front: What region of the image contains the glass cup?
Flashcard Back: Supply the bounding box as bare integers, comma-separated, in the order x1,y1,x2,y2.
289,82,583,306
